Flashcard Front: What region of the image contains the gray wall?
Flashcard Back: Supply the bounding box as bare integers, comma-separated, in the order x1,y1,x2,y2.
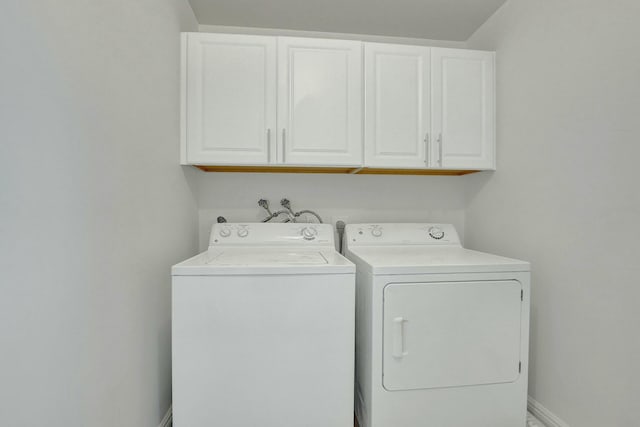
464,1,640,425
0,1,198,426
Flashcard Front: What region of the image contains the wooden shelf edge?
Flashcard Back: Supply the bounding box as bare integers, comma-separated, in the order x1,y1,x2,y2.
193,165,482,176
355,168,480,176
194,165,355,174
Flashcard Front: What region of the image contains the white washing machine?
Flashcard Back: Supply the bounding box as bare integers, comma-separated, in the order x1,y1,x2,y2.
172,223,355,427
343,223,530,427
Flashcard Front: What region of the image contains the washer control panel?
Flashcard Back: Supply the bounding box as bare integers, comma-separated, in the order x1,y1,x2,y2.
210,223,333,247
346,223,461,246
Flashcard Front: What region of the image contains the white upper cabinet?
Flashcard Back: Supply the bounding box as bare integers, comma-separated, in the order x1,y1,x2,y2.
431,48,495,170
364,45,495,170
364,43,431,168
277,38,363,166
181,33,496,173
182,33,277,165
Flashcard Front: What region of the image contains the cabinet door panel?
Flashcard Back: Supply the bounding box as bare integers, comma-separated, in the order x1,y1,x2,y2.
364,44,430,168
278,38,362,166
185,33,276,165
432,48,495,170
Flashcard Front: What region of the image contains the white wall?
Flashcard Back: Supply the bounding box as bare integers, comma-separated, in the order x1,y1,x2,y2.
464,1,640,426
196,172,467,250
0,1,198,426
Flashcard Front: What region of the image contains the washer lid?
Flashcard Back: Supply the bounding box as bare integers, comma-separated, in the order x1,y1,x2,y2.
172,248,355,276
346,246,529,274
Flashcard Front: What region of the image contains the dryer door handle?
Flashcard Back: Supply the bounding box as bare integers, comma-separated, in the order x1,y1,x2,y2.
392,317,409,358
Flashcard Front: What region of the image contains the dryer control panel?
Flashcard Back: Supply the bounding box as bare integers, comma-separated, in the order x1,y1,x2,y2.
345,223,461,246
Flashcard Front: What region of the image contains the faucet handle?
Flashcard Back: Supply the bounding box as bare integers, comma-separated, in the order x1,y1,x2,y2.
280,198,292,210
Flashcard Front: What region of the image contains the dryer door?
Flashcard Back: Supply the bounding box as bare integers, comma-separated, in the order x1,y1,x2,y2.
383,280,522,391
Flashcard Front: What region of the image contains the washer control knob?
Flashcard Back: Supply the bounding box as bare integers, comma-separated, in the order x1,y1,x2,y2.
219,227,231,238
428,226,445,240
301,226,317,240
371,227,383,238
237,227,249,238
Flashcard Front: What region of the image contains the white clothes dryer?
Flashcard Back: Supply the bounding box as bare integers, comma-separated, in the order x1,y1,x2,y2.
343,223,530,427
172,223,355,427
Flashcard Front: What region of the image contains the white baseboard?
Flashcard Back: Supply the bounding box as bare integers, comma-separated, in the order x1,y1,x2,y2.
528,396,570,427
159,405,172,427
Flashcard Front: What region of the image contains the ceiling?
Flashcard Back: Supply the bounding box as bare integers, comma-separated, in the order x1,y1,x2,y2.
188,0,507,41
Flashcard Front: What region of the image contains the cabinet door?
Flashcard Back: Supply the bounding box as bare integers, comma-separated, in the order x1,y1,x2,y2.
277,37,363,166
431,48,495,170
183,33,277,165
364,44,431,168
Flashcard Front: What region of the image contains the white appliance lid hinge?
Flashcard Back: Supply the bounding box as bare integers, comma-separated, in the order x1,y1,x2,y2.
521,290,523,301
519,361,522,373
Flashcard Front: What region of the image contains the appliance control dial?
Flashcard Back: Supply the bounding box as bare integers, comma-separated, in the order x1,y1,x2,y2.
428,226,445,240
219,227,231,238
371,226,383,237
301,226,317,240
237,227,249,238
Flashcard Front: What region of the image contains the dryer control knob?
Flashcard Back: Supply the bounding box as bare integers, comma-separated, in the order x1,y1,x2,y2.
428,226,445,240
219,227,231,238
237,228,249,238
301,226,317,240
371,227,383,237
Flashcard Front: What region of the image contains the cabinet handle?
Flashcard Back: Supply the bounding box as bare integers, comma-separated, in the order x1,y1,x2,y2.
424,133,430,166
267,128,271,163
282,129,286,163
437,133,443,166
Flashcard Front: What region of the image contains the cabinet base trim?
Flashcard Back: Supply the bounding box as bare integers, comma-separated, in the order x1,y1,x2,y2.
194,165,481,176
356,168,479,176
